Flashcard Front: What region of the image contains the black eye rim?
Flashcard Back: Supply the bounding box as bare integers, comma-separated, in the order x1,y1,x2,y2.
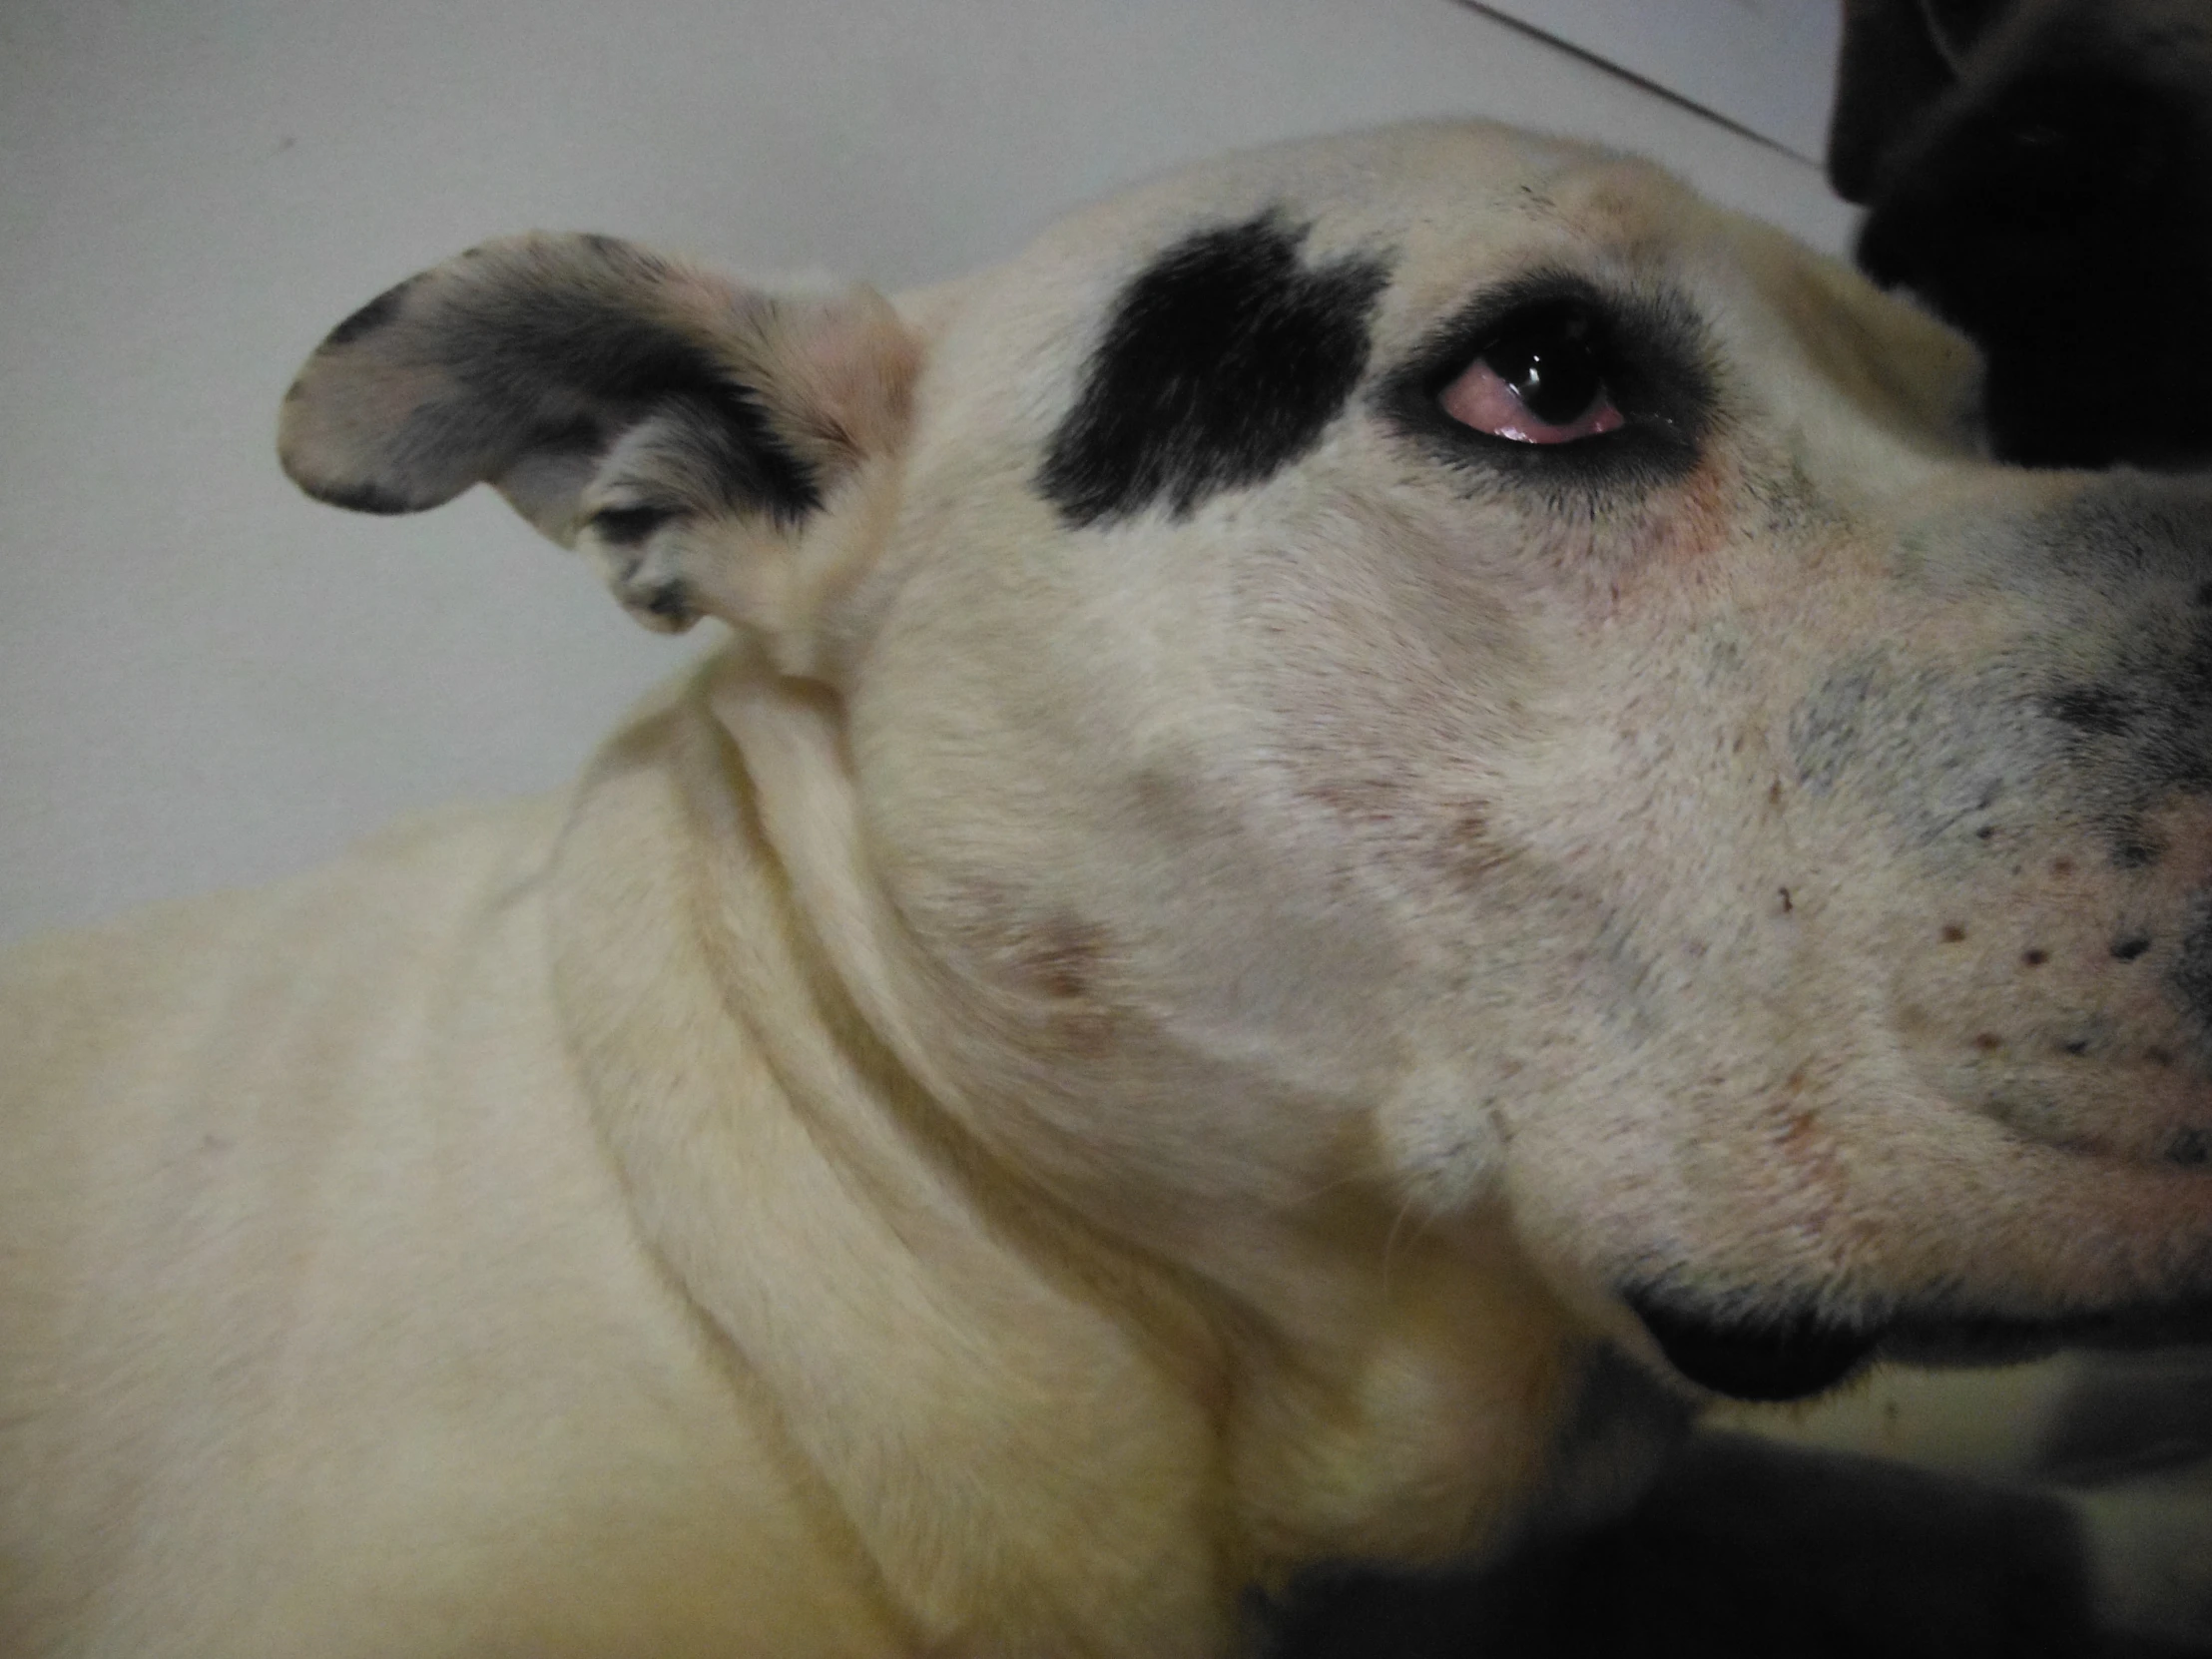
1376,270,1720,488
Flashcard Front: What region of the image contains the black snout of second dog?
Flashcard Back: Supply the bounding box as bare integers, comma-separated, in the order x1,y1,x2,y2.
1844,59,2212,470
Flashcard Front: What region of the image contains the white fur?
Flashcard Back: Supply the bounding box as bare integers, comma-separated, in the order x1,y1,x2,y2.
5,121,2208,1656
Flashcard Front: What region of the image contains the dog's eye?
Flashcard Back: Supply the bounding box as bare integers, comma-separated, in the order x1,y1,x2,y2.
1439,302,1625,444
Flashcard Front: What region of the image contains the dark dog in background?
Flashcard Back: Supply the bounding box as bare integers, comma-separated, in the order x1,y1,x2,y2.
1830,0,2212,469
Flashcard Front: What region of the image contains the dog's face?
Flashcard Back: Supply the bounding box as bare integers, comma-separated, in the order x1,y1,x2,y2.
1830,0,2212,468
279,122,2212,1404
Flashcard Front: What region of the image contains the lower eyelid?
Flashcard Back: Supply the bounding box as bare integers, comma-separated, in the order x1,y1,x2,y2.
1439,359,1623,444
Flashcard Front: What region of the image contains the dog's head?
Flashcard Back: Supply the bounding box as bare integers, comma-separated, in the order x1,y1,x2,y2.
280,122,2212,1405
1830,0,2212,468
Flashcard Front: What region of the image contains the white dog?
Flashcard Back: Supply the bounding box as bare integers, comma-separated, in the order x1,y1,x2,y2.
5,121,2210,1657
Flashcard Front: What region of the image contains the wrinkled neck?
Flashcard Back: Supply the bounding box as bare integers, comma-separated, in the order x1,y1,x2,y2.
548,651,1240,1655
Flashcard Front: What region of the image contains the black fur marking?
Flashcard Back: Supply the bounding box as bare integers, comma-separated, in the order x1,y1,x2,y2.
2112,935,2152,961
300,475,418,515
1626,1292,1877,1402
425,244,821,525
589,504,676,547
1036,212,1389,527
1379,270,1717,495
322,277,414,348
2044,685,2135,736
529,415,605,455
474,337,816,525
638,582,695,623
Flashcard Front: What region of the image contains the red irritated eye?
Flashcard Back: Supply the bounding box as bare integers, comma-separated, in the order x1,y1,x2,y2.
1437,302,1625,443
1440,359,1624,442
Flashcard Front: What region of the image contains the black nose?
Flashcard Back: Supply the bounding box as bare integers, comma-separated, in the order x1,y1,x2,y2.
1624,1292,1878,1401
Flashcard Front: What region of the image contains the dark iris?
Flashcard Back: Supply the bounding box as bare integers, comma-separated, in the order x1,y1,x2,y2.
1481,302,1605,425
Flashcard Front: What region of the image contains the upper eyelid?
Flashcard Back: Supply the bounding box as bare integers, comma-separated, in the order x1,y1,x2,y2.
1404,277,1621,382
1385,270,1709,387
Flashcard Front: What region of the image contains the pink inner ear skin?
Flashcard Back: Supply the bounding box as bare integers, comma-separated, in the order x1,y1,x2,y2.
1439,358,1625,444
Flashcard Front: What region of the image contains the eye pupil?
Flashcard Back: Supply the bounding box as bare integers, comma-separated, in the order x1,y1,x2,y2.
1482,306,1604,425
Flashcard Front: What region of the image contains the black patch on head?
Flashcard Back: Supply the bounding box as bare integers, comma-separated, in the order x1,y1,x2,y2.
1626,1291,1878,1402
588,504,676,547
1036,212,1390,528
2112,935,2153,961
322,276,415,347
1378,270,1717,496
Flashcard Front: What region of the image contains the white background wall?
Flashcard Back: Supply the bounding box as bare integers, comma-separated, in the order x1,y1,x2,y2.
0,0,1854,945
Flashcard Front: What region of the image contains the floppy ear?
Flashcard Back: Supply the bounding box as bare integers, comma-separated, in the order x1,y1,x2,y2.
278,233,919,636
